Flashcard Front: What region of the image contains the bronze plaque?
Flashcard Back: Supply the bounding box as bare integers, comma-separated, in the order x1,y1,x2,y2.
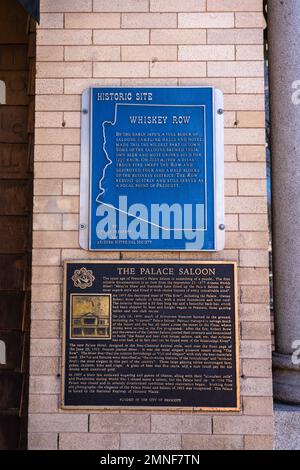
62,261,239,411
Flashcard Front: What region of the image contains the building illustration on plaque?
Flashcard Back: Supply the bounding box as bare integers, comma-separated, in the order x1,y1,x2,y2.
70,294,111,340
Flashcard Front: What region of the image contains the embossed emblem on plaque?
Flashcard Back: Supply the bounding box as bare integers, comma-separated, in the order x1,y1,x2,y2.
72,267,95,289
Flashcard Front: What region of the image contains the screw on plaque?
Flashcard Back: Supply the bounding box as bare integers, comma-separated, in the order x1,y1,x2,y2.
217,109,224,115
80,224,87,230
219,224,226,231
82,109,88,115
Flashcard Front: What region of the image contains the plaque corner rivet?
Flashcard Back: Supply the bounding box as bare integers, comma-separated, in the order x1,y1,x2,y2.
82,109,88,115
219,224,226,231
217,108,224,115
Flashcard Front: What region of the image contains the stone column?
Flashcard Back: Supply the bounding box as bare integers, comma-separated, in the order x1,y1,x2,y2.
268,0,300,403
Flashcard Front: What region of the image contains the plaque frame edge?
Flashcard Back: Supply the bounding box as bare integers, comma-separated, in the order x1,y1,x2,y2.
79,87,91,251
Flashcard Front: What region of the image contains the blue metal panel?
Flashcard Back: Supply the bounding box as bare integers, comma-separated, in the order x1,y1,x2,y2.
85,87,223,251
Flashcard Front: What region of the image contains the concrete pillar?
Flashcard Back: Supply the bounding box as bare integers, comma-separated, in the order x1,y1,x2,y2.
268,0,300,403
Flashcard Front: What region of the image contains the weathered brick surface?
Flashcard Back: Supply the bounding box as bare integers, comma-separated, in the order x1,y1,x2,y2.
31,284,61,302
242,359,272,378
63,214,79,231
31,301,61,319
34,179,62,196
65,13,120,29
207,0,262,12
36,46,64,61
179,45,235,61
41,0,92,13
30,339,61,357
120,434,181,450
35,145,62,161
94,29,149,45
30,357,59,376
239,214,268,231
37,29,92,46
208,29,263,45
243,397,273,416
28,414,88,433
151,0,206,12
31,319,60,338
28,433,58,450
241,377,273,397
151,415,212,434
240,340,272,360
33,231,79,249
33,214,62,231
29,394,59,413
241,321,271,340
238,268,269,286
94,0,149,13
90,414,150,433
239,304,270,321
29,376,60,394
178,13,234,29
151,29,206,45
94,62,149,78
213,416,274,435
233,91,263,111
235,12,266,28
36,95,81,111
30,0,273,451
240,250,269,268
237,78,265,94
244,435,274,450
32,250,61,266
39,13,64,29
182,435,243,450
122,13,177,29
36,79,64,95
151,62,206,78
59,433,120,450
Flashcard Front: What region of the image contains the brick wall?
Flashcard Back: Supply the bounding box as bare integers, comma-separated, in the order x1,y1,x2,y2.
28,0,274,450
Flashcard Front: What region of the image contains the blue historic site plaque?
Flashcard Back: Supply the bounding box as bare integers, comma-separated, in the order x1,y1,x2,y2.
80,87,224,251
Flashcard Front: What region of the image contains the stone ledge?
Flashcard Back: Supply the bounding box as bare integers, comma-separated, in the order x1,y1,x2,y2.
275,403,300,450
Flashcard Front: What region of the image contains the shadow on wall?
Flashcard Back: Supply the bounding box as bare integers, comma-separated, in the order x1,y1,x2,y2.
0,340,5,365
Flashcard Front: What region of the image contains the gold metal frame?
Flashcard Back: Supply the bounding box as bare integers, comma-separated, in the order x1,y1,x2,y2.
62,260,240,413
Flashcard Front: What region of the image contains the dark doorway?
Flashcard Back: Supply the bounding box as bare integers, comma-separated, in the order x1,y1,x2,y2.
0,0,35,450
